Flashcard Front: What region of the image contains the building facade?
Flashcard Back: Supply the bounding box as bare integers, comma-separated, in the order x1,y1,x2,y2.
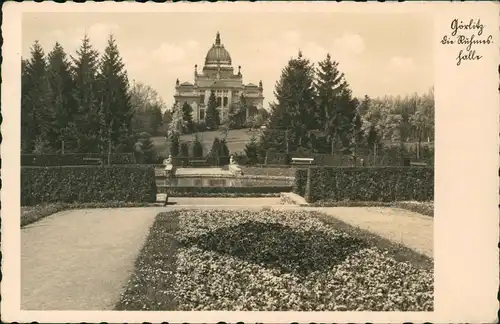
174,32,264,123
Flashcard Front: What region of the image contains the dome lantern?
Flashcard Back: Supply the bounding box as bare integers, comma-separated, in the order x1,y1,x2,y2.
204,32,232,66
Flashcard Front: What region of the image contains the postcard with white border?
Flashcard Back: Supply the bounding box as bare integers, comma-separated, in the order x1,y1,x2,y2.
2,1,499,323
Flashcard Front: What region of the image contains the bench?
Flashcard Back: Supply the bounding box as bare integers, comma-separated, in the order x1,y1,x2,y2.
291,157,314,165
83,157,103,166
189,159,207,167
410,161,428,167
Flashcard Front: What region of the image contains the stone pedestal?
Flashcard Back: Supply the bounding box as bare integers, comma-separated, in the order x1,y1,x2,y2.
229,164,243,176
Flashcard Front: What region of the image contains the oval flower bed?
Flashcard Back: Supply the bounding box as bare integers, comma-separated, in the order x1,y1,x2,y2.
116,209,433,311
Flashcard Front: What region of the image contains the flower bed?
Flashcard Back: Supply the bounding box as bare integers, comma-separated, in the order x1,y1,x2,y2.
116,209,433,311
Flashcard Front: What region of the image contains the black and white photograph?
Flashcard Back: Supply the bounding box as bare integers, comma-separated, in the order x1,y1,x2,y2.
2,2,498,323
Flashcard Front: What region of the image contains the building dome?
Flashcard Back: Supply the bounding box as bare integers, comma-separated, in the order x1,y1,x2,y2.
204,32,232,66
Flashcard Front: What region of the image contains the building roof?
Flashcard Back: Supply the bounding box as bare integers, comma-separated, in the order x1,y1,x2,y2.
204,32,232,66
245,83,258,87
180,82,194,87
208,80,242,88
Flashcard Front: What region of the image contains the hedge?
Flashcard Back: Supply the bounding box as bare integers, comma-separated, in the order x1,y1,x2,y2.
21,165,157,206
157,185,292,196
21,153,137,166
265,145,434,167
294,167,434,203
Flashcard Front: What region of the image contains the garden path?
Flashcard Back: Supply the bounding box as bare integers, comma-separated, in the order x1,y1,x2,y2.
275,206,433,258
322,207,433,258
21,207,163,310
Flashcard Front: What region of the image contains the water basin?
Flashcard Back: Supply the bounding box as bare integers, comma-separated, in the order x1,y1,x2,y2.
157,177,292,187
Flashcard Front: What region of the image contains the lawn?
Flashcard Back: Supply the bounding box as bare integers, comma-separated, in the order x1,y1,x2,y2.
20,202,154,227
152,128,260,157
116,208,433,311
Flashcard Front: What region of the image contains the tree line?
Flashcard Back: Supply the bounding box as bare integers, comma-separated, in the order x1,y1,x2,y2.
258,51,434,160
21,34,172,160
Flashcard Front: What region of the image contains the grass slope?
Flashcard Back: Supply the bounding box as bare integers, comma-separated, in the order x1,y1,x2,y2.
152,128,260,156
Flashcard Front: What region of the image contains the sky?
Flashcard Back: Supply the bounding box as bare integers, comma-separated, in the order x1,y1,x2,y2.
22,12,433,110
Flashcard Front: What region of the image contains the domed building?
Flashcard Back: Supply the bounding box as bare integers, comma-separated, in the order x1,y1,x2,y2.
174,32,264,123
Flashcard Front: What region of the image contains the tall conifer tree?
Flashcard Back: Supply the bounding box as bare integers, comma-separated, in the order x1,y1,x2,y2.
97,34,135,154
260,51,317,153
47,42,78,153
21,41,54,153
71,34,101,153
205,90,219,129
181,101,194,133
315,53,357,153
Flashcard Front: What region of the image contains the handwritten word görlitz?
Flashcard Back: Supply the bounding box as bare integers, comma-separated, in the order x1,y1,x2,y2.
440,18,494,66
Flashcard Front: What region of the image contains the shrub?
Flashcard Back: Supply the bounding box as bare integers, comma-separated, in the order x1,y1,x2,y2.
207,137,231,166
170,133,180,157
136,133,157,164
293,168,308,197
232,152,248,165
21,165,157,206
194,121,208,132
170,156,189,167
220,138,230,157
294,166,434,203
179,142,190,157
21,153,137,166
244,136,259,165
192,134,204,158
265,150,291,165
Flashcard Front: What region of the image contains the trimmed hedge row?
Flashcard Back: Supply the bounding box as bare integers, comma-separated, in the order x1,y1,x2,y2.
266,145,434,167
157,185,292,196
21,165,157,206
294,167,433,203
21,153,137,166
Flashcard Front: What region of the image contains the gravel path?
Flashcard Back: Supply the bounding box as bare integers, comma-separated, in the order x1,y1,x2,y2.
21,207,162,310
286,206,433,258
